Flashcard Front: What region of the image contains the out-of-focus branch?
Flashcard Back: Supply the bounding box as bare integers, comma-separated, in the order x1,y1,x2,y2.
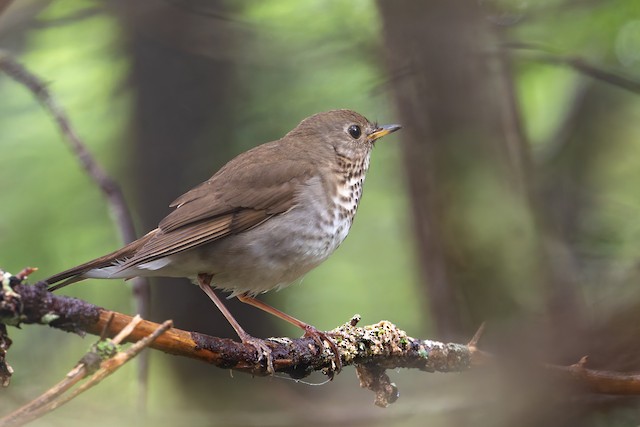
547,356,640,395
0,51,139,246
0,314,171,427
0,50,150,322
507,42,640,94
0,0,13,17
0,50,151,403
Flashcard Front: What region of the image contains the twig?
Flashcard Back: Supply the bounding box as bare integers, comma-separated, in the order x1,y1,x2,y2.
0,316,142,425
0,314,171,427
23,318,171,421
0,52,137,244
466,322,491,366
1,314,120,417
546,356,640,395
0,50,151,405
506,43,640,94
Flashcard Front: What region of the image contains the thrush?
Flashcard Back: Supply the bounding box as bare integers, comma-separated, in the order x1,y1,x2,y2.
46,109,401,373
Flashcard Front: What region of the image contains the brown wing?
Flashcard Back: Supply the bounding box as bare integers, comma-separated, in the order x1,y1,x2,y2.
118,209,270,269
116,140,316,270
158,140,313,232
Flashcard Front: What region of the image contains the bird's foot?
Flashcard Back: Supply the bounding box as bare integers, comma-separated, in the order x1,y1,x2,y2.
302,325,342,376
240,334,275,375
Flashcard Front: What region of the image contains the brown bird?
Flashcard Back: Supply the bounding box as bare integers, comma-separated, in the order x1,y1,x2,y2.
46,109,401,373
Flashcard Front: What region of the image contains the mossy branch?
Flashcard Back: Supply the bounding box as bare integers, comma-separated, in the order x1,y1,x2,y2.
5,272,640,408
1,274,475,407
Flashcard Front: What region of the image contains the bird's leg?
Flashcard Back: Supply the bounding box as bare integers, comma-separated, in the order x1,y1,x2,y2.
237,294,342,374
196,274,274,374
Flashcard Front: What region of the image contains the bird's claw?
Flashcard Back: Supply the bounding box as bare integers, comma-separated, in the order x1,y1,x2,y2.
241,336,274,375
303,325,342,376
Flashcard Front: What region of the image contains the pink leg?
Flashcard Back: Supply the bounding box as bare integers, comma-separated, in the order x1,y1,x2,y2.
197,274,274,373
237,294,342,373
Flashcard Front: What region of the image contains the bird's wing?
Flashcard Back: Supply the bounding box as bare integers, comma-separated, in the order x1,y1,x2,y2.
116,142,316,270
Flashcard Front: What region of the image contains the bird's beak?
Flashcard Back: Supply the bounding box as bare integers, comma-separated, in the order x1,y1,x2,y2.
368,124,402,142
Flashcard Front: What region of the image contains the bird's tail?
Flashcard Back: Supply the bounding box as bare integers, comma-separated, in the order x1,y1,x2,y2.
46,230,156,291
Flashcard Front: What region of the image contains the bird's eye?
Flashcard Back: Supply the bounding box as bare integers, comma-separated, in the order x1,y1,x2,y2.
347,125,361,139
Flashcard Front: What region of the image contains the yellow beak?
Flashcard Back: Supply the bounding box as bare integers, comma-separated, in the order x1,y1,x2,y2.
368,124,402,142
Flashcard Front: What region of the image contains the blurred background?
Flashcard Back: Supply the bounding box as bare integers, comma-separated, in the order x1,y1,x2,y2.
2,0,640,426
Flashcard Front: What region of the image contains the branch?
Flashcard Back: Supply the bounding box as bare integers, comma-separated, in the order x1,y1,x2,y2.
506,42,640,94
0,50,151,403
0,315,171,427
0,0,14,18
0,273,474,407
0,51,139,245
547,356,640,395
0,50,150,314
5,272,640,407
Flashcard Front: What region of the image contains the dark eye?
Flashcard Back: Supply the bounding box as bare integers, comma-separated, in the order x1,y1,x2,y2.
348,125,361,139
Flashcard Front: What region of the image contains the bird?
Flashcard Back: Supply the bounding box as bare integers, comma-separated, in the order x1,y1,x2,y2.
46,109,401,373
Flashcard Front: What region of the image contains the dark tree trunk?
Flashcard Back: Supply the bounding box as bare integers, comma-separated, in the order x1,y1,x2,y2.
378,0,537,340
109,1,274,393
